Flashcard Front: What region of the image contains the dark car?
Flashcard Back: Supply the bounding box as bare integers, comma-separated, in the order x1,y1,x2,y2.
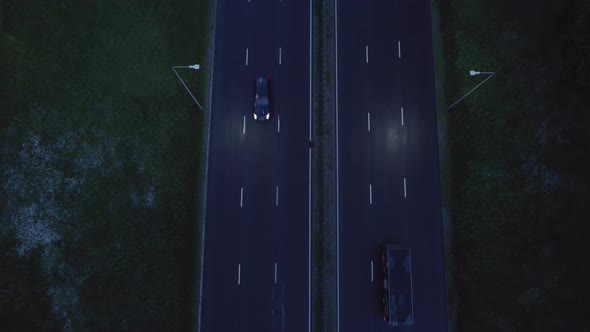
254,76,270,121
382,244,414,326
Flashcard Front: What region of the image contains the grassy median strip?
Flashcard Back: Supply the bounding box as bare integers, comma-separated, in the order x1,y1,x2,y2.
1,1,209,330
311,0,337,331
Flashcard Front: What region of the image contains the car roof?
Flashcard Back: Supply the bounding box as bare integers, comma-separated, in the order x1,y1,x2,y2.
256,77,268,93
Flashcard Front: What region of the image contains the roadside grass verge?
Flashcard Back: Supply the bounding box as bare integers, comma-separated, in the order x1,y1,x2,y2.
1,1,209,330
440,0,590,331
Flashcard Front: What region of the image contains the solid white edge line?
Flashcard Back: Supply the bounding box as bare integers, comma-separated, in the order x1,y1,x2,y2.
274,262,278,284
401,106,404,126
371,260,374,282
409,249,415,320
240,187,244,207
335,0,340,329
279,47,282,65
367,112,371,131
365,45,369,63
308,0,312,329
197,0,219,329
369,184,373,205
246,48,249,66
243,115,246,135
276,186,279,206
277,114,281,133
238,263,241,285
398,40,401,59
403,178,407,197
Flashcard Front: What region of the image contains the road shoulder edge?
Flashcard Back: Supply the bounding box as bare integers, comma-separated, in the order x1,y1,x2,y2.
194,0,218,331
430,1,457,331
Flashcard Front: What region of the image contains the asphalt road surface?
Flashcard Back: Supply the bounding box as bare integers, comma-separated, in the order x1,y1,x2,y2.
200,0,311,331
336,0,448,331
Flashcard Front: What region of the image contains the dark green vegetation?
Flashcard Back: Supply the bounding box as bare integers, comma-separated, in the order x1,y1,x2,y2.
311,0,337,330
1,1,208,330
442,0,590,330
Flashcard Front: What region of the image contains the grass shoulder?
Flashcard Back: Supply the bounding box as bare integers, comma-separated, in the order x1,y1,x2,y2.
1,1,209,330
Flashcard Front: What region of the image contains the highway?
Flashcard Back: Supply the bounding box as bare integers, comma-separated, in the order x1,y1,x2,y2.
200,0,311,331
336,0,448,331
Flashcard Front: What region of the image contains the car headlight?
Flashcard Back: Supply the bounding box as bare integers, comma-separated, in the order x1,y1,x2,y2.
253,113,258,120
265,113,270,120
